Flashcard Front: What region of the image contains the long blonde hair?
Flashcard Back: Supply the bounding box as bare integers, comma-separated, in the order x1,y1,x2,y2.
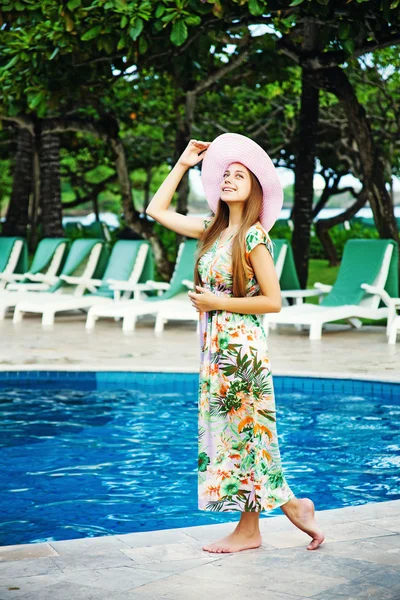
194,170,263,297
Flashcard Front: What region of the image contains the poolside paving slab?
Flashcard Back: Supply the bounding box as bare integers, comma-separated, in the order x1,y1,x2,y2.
1,317,399,382
0,503,399,599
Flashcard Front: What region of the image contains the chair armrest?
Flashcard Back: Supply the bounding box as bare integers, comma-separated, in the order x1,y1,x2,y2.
108,280,155,292
361,284,400,307
60,275,102,286
281,288,326,298
25,273,58,285
146,280,170,291
0,272,26,283
313,282,332,293
182,279,194,289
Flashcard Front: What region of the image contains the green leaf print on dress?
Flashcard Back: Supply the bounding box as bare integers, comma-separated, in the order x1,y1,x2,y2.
197,219,295,512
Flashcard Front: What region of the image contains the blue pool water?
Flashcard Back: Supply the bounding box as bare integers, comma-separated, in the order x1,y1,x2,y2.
0,372,399,546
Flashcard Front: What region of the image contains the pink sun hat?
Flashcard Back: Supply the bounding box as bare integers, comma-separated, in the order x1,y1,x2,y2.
201,133,283,232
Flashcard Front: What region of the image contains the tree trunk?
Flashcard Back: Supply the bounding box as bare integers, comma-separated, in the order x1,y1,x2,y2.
110,134,137,228
174,90,196,216
143,166,152,214
93,193,99,221
107,123,173,279
174,125,190,217
292,67,320,288
314,66,399,242
39,131,64,237
312,174,340,219
29,146,40,250
2,128,33,237
315,188,367,266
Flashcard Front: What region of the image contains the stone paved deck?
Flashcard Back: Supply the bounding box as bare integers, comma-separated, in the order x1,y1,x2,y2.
0,501,399,599
0,315,399,381
1,314,400,599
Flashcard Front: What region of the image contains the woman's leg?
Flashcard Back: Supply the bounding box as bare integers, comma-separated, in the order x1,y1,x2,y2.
202,512,262,553
280,496,325,550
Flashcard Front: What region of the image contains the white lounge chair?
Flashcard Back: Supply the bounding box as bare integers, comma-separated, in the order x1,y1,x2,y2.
264,239,398,340
13,240,152,326
0,239,106,321
0,237,27,291
360,284,400,345
3,238,69,292
85,239,198,332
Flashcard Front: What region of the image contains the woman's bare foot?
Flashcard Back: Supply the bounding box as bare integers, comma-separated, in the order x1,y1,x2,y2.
202,527,262,553
281,497,325,550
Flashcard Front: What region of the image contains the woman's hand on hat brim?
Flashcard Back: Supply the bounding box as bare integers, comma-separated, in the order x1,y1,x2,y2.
178,140,211,168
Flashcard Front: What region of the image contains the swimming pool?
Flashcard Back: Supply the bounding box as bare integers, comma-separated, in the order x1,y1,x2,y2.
1,371,399,546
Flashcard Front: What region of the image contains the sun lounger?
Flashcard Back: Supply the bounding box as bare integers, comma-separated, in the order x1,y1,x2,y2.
359,284,400,344
0,237,28,291
0,239,107,320
277,239,326,305
264,239,398,340
3,238,69,291
13,239,153,326
85,239,198,332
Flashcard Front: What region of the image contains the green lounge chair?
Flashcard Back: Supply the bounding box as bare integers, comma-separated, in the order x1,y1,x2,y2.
0,239,108,320
13,239,153,326
0,237,28,291
4,238,69,291
85,238,198,331
265,238,398,339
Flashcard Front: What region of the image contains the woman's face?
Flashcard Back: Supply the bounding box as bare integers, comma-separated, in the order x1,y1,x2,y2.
219,162,252,203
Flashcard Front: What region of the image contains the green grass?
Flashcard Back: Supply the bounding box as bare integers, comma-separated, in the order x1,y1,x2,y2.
307,259,340,288
305,259,340,306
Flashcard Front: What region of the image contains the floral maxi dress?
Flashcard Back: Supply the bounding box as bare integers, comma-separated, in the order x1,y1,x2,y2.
197,218,295,512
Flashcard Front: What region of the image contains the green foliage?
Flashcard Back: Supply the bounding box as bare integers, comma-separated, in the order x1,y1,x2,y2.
271,221,380,260
307,259,340,292
0,159,12,217
0,0,399,277
153,221,178,264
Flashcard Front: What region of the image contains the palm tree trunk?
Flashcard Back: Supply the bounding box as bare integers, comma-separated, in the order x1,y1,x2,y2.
39,131,63,237
2,128,33,237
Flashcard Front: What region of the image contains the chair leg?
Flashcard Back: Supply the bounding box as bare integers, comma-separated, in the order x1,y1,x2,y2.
348,317,362,329
154,313,165,334
388,318,399,344
86,311,97,330
263,316,270,334
122,315,136,333
42,311,55,327
386,304,396,337
309,322,322,340
13,307,23,324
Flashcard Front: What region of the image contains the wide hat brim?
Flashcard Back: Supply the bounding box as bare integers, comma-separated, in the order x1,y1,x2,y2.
201,133,283,232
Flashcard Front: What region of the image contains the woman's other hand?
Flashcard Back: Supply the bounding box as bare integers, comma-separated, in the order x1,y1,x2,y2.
188,285,222,312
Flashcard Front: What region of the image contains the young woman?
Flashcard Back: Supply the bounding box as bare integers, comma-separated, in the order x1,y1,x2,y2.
146,133,324,554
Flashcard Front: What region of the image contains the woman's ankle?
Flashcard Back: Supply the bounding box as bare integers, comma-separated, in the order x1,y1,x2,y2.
236,516,261,536
280,496,299,517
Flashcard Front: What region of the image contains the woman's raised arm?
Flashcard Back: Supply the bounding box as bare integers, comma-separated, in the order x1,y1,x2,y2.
145,140,211,240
